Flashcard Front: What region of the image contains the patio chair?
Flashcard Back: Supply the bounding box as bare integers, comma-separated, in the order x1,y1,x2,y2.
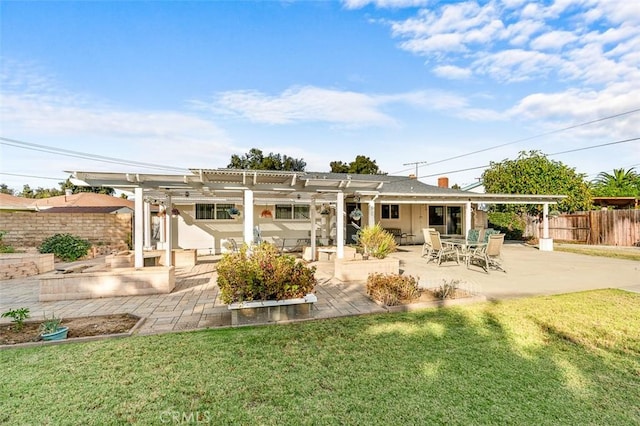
482,228,499,243
467,233,506,273
429,230,460,266
466,228,480,244
421,228,436,261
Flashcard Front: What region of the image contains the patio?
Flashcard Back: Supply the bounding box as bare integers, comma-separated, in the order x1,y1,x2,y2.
1,243,639,336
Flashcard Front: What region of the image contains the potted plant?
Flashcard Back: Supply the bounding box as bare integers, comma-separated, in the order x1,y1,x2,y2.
358,224,397,259
39,313,68,341
349,208,363,221
227,207,241,218
260,209,273,218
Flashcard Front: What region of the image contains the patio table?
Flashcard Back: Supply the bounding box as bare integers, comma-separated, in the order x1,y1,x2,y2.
446,239,486,263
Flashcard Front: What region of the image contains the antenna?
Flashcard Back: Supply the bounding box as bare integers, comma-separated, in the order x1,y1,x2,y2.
402,160,428,177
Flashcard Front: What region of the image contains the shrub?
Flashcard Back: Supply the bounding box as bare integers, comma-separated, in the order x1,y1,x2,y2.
358,224,397,259
366,273,420,306
216,243,316,304
488,212,526,240
38,233,91,261
0,231,15,253
1,307,30,331
432,279,461,300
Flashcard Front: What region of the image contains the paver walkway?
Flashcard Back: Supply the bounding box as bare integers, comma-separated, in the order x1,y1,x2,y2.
1,243,638,336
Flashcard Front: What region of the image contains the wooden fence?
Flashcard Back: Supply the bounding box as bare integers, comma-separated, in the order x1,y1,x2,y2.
525,210,640,246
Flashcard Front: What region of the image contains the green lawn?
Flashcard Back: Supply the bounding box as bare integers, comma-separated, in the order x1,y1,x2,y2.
2,290,639,425
555,245,640,261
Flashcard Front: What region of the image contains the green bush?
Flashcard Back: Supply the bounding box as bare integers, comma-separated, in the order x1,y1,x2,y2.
358,224,397,259
366,273,420,306
38,233,91,261
0,231,16,253
216,243,317,304
487,212,526,240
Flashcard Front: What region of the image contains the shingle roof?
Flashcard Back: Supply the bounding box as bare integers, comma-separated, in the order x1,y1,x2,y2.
33,193,134,209
39,206,133,214
305,172,465,195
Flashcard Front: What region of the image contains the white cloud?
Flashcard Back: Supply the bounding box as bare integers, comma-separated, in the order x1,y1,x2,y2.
203,86,470,127
342,0,428,9
530,30,578,50
473,49,562,82
433,65,472,79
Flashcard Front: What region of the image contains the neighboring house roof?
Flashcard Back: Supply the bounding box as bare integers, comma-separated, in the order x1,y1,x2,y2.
0,193,38,210
592,197,639,209
38,206,133,214
32,192,134,210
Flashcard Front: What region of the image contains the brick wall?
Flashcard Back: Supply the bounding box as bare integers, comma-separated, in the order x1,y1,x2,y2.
0,211,132,251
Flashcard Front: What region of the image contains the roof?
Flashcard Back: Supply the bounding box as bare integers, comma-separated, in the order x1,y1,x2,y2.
592,197,639,209
67,169,566,205
38,206,133,214
32,192,134,209
0,193,37,210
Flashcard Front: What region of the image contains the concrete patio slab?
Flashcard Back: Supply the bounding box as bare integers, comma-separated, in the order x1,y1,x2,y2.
1,243,638,337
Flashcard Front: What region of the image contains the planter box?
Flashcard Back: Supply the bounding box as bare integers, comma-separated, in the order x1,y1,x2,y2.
228,294,317,326
39,266,175,301
41,326,69,341
334,257,400,282
0,253,54,280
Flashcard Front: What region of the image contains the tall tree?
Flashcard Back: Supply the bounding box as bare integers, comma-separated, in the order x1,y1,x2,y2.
482,151,592,214
591,168,639,197
228,148,306,171
0,184,14,195
59,178,116,196
329,155,385,175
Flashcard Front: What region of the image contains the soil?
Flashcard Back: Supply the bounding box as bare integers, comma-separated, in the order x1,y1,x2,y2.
396,288,473,305
0,313,140,345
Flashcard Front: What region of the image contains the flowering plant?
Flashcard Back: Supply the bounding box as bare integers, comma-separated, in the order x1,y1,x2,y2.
227,207,241,217
260,209,273,218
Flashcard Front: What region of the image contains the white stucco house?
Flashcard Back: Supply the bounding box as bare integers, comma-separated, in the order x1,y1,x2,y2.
68,168,565,267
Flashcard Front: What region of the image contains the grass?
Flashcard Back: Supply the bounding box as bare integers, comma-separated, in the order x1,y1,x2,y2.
1,289,639,425
555,245,640,261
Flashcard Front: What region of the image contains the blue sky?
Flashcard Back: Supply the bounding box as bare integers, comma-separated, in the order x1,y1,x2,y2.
1,0,639,193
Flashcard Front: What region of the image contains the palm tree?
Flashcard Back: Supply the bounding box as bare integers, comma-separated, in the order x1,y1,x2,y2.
591,168,639,197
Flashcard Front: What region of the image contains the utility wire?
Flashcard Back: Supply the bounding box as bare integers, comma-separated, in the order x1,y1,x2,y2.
0,137,190,173
417,136,640,179
0,172,63,181
392,107,640,175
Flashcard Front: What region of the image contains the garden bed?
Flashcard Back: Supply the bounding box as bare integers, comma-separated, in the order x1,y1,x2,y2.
373,288,487,313
0,313,143,347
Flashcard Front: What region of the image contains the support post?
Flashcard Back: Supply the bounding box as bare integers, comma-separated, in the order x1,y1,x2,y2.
539,202,554,251
336,191,345,259
134,188,144,268
465,201,472,238
165,195,173,266
143,200,152,250
310,199,317,261
368,199,375,227
243,190,254,246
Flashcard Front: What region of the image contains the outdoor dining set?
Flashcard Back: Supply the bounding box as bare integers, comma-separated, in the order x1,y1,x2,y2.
422,228,506,273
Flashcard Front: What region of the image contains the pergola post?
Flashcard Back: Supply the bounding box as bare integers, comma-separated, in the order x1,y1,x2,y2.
143,199,152,250
243,190,254,246
465,201,472,238
165,194,173,266
539,202,554,251
134,188,144,268
368,199,375,227
310,199,317,261
336,191,345,259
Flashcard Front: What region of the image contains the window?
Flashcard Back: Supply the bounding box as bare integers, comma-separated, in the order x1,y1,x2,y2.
428,206,445,226
275,204,310,220
381,204,400,219
195,203,235,220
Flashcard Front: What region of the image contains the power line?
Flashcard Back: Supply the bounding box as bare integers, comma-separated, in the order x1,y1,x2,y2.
417,136,640,179
393,106,640,175
0,136,190,173
0,172,63,181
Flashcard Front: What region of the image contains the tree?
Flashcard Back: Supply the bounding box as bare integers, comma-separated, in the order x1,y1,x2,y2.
0,184,14,195
329,155,385,175
58,179,115,196
591,168,640,197
482,151,592,214
227,148,306,171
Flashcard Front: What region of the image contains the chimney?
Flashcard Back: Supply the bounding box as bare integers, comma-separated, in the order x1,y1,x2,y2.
438,177,449,188
65,189,73,197
408,174,417,180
